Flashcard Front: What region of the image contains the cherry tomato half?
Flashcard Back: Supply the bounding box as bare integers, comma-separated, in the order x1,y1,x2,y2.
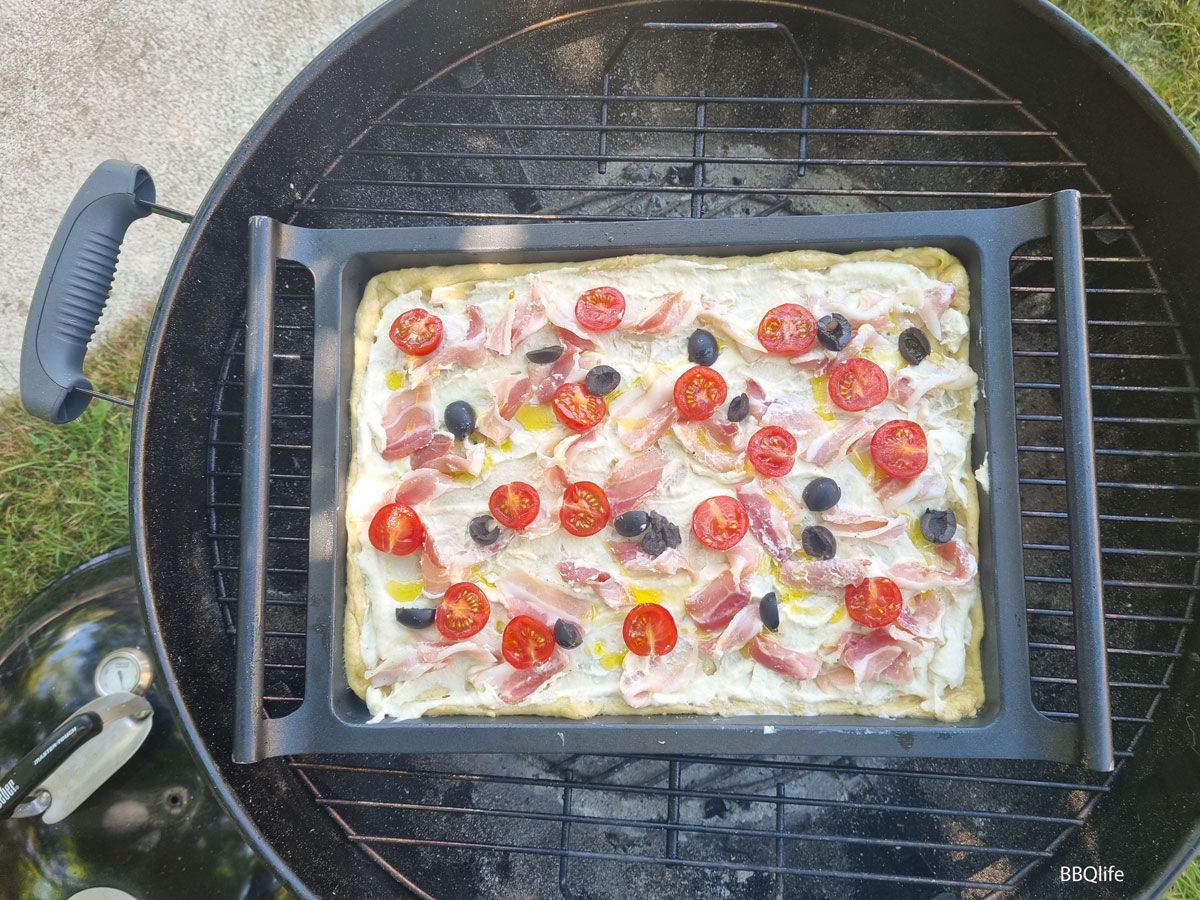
622,603,678,657
502,615,556,669
575,286,626,332
560,481,611,537
870,419,929,479
436,582,491,640
844,577,904,628
489,481,541,530
673,365,728,421
692,495,749,551
368,502,424,555
828,358,889,412
552,382,607,431
747,425,798,478
758,303,817,355
388,309,444,356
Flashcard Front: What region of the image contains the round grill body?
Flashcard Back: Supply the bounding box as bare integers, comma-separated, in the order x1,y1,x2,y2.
132,1,1200,898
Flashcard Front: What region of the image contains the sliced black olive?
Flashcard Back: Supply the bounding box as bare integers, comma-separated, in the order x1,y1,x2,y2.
920,508,958,544
526,345,565,364
759,592,780,632
469,514,501,545
614,510,649,537
802,476,841,512
801,525,837,560
554,619,584,649
816,313,853,351
687,329,719,366
444,400,476,440
899,327,932,365
727,393,750,423
585,365,621,396
395,607,437,629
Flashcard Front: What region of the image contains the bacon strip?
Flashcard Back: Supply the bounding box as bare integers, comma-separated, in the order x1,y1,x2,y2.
412,305,488,375
800,416,876,467
625,291,699,335
735,481,797,562
684,571,750,630
391,468,451,507
605,449,678,516
821,506,907,543
471,649,570,704
380,381,435,460
410,433,485,476
888,537,977,590
608,540,696,580
485,288,548,355
745,377,769,420
671,421,746,477
812,291,892,329
697,300,766,360
725,542,763,591
420,532,453,597
748,636,821,681
878,469,941,513
495,569,594,627
490,374,533,420
529,343,582,403
761,400,824,437
620,642,699,708
779,557,869,591
701,603,763,658
557,561,633,609
476,406,515,444
891,358,977,409
610,376,679,454
841,629,912,685
894,591,942,639
907,282,955,340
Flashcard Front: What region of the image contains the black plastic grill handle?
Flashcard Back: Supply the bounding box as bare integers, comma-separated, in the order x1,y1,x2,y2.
0,712,101,819
20,160,154,424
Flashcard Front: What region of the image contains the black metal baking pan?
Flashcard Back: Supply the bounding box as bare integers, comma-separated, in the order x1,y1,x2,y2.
234,189,1113,770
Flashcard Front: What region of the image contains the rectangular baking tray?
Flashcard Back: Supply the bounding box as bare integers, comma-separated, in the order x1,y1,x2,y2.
234,189,1114,770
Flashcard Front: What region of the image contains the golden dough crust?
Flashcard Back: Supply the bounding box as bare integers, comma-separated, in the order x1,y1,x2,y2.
346,248,983,721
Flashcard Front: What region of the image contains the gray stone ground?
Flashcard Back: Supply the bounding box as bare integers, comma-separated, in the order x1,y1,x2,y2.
0,0,385,394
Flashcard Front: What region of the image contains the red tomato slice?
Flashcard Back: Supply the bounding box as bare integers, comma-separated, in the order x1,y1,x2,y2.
436,582,491,640
844,577,904,628
691,495,749,551
489,481,541,530
551,382,607,431
388,309,444,356
673,366,728,420
757,303,817,355
367,503,424,555
622,603,678,657
575,286,626,331
502,615,556,669
870,419,929,479
828,358,889,411
560,481,611,537
747,425,798,478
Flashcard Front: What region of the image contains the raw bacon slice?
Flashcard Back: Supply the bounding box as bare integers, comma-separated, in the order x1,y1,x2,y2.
410,433,485,476
538,428,604,474
878,469,941,513
416,639,499,667
476,406,515,444
472,649,569,704
905,282,955,340
420,533,453,597
557,561,633,609
365,650,433,686
779,557,869,591
841,629,911,684
620,642,699,708
761,400,824,438
725,542,763,591
735,481,797,562
816,664,858,694
495,569,594,627
605,449,679,516
489,374,533,420
541,276,602,350
894,590,942,639
841,322,889,356
891,358,977,409
745,377,769,420
697,299,766,360
748,636,821,680
684,571,750,630
412,305,488,375
701,603,763,659
821,506,907,543
625,291,699,335
530,343,582,403
610,376,679,454
485,288,548,355
801,416,877,467
671,421,746,477
888,538,977,590
391,468,451,507
380,381,435,460
608,540,696,580
811,291,892,329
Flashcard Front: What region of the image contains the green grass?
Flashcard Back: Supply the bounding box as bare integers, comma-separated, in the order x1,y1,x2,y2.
0,312,149,627
1,2,1199,895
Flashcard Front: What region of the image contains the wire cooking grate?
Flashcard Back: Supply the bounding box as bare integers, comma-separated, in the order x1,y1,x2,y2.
205,9,1197,899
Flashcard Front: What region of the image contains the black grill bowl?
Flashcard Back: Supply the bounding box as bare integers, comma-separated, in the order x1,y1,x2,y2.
132,1,1200,898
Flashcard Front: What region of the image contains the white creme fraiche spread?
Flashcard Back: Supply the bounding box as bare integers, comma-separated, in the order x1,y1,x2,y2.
348,253,981,721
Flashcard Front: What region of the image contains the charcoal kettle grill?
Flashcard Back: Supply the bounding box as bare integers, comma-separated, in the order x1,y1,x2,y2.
16,0,1200,897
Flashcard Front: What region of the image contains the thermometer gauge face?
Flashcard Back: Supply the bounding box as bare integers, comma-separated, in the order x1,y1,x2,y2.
93,649,153,697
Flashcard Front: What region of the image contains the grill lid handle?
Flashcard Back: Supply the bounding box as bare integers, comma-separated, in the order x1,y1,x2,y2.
20,161,169,423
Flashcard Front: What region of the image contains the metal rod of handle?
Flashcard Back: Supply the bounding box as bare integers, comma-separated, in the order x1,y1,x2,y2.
1051,189,1113,771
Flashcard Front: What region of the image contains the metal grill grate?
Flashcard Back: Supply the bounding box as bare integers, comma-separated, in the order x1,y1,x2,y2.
206,10,1198,899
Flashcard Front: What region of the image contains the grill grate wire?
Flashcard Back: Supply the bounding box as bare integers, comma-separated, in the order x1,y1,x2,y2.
204,11,1198,900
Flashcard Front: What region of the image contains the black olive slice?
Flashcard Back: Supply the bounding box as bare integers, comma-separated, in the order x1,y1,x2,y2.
614,510,649,537
899,327,932,365
526,345,565,364
759,592,780,631
554,619,584,649
727,393,750,423
444,400,476,440
395,607,437,629
801,525,837,560
920,508,958,544
816,313,853,351
469,514,501,545
687,329,719,366
584,365,621,396
802,477,841,512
